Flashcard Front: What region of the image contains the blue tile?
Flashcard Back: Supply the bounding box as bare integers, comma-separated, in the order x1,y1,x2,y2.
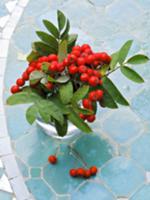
73,134,115,167
5,105,30,140
72,181,115,200
30,168,41,178
100,157,145,196
0,168,4,178
16,157,29,178
102,108,142,144
15,125,57,167
131,133,150,170
26,179,55,200
0,191,12,200
131,88,150,122
130,185,150,200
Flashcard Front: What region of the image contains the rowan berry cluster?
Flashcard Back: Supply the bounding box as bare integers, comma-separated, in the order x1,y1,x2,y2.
10,44,111,122
48,154,98,179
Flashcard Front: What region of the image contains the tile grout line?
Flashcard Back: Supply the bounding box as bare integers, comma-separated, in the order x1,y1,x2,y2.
0,0,34,200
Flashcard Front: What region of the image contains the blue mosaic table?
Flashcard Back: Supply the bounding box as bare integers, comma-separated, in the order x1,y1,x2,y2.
1,0,150,199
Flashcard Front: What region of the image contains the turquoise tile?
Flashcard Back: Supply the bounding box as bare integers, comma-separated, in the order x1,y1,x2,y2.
102,108,142,144
30,168,41,178
0,191,12,200
130,185,150,200
131,133,150,170
72,181,115,200
5,105,30,140
131,88,150,122
0,168,4,178
73,134,115,167
100,157,145,196
43,144,84,194
26,179,55,200
15,125,57,167
16,158,29,178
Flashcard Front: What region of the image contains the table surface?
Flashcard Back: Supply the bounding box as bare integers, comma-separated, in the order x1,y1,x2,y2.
1,0,150,199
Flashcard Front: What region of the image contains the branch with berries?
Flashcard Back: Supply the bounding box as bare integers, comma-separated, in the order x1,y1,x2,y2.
7,10,149,136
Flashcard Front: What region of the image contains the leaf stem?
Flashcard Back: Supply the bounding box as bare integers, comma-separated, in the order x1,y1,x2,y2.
105,66,120,76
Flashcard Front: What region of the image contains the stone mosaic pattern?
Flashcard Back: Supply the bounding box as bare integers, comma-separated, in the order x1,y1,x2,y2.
1,0,150,200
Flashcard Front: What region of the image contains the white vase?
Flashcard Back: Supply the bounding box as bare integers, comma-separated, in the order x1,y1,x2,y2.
36,119,83,144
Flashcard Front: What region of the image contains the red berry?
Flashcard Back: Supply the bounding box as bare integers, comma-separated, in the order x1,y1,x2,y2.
16,78,25,86
90,166,98,175
57,63,65,72
63,58,69,67
49,61,58,72
68,54,77,64
80,73,89,82
93,70,101,78
72,50,81,57
97,52,111,63
70,169,77,177
78,65,87,73
77,168,85,177
77,57,86,65
10,85,20,94
87,68,94,76
86,55,95,64
30,61,37,67
79,113,86,120
87,115,96,122
48,54,57,61
38,56,48,62
96,90,103,100
36,62,42,70
72,45,81,52
84,169,91,178
81,44,91,51
88,76,99,87
82,98,92,109
48,155,57,164
88,91,97,101
68,65,78,74
93,61,99,67
99,79,103,85
84,49,93,54
26,66,35,74
45,82,53,90
22,71,29,81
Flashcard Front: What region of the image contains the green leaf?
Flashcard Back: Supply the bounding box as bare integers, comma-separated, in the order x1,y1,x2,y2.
121,66,144,83
72,85,89,102
99,64,109,76
56,75,70,83
49,95,69,114
41,62,49,73
7,90,42,105
119,40,133,65
54,117,68,137
29,70,45,85
126,54,149,65
102,76,129,106
36,31,58,50
32,41,57,55
61,19,70,39
72,102,93,115
68,107,92,133
26,104,38,124
99,89,118,109
43,19,59,38
68,34,78,52
37,100,64,125
47,75,57,83
59,81,73,104
110,51,119,70
57,10,66,31
58,39,68,62
26,51,39,62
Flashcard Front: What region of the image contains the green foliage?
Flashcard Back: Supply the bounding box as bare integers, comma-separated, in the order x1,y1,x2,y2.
72,85,89,103
57,10,66,31
121,66,144,83
29,70,45,85
68,107,92,133
26,105,38,124
27,51,39,62
110,51,119,70
102,76,129,106
126,54,149,65
58,39,68,62
32,41,56,55
43,19,59,38
118,40,133,65
59,82,73,104
68,34,78,52
54,117,68,137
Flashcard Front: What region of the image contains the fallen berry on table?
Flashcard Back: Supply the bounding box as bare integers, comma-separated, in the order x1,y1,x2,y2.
48,155,57,164
70,169,77,177
90,166,98,175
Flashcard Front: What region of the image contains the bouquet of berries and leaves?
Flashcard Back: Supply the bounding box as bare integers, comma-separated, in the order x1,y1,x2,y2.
7,10,149,137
